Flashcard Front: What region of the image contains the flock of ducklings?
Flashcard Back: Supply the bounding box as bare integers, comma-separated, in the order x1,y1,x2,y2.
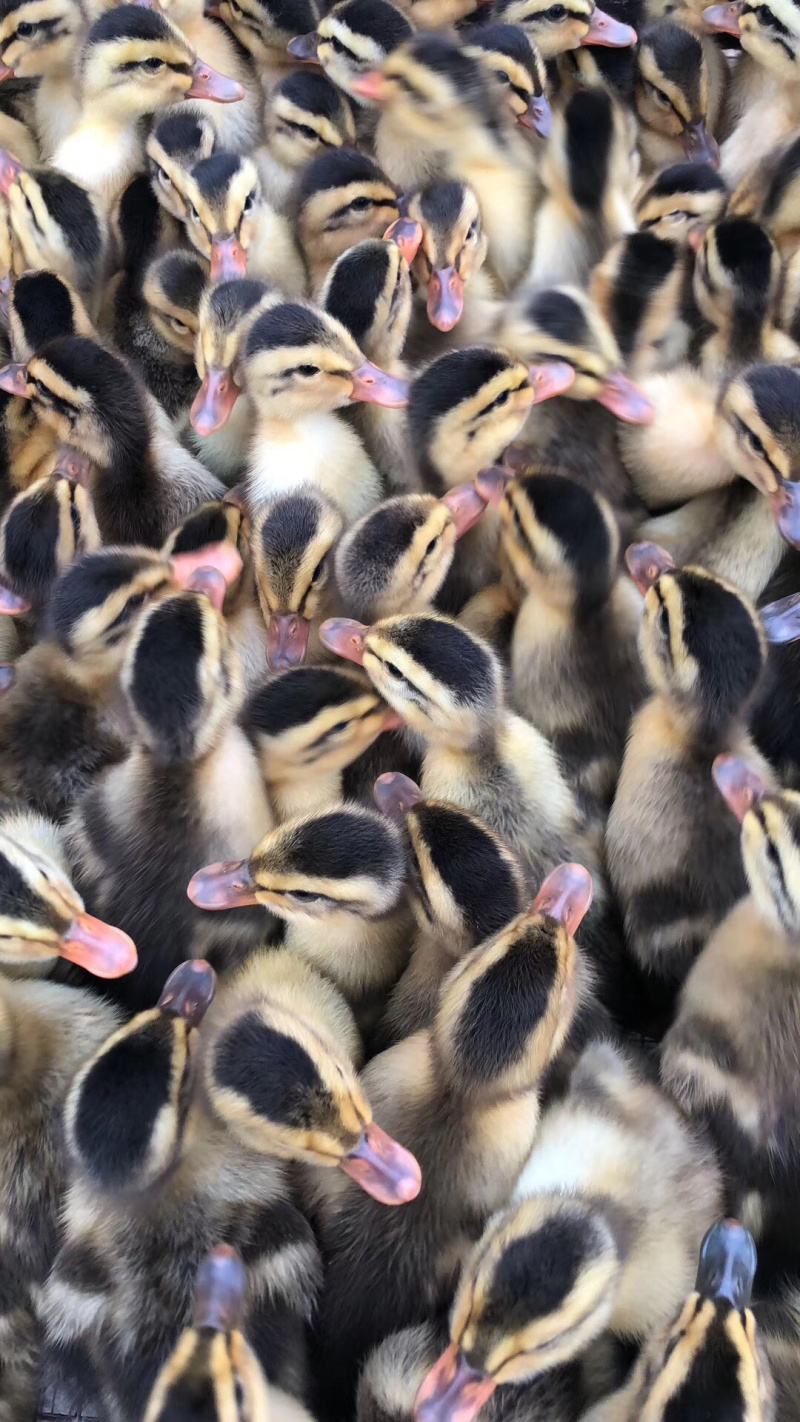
3,0,800,1412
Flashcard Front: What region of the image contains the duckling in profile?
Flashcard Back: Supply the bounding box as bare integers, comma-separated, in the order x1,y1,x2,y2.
50,4,244,212
692,217,798,377
311,865,592,1422
190,275,274,482
703,0,800,187
606,547,773,997
464,23,552,140
115,248,208,424
635,158,727,244
147,107,217,224
491,0,637,59
591,229,694,376
634,20,720,174
259,70,355,214
249,490,345,671
0,0,86,157
291,147,400,298
729,131,800,259
413,1041,721,1422
0,149,108,312
213,0,318,92
287,0,412,114
152,0,262,154
181,151,306,293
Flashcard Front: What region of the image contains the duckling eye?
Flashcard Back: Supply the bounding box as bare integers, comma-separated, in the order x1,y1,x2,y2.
424,535,440,557
242,190,256,215
746,426,767,459
289,888,322,902
466,220,479,241
310,557,326,583
348,196,372,213
296,364,320,377
143,57,165,72
169,317,189,335
189,205,200,224
546,4,567,18
329,720,350,735
647,82,671,107
384,659,405,680
157,167,172,188
15,21,34,37
292,122,320,141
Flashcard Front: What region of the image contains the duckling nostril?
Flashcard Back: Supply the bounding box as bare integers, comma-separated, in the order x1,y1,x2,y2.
338,1121,422,1205
186,58,245,104
267,613,311,669
518,94,552,138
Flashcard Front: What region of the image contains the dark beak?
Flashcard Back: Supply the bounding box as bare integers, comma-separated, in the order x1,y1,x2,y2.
287,31,321,61
695,1219,757,1310
373,771,424,822
683,120,720,168
193,1246,248,1332
760,590,800,645
157,958,217,1026
702,0,743,33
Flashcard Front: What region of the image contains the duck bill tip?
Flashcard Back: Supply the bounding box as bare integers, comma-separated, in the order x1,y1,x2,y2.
194,1246,248,1332
187,859,260,910
0,362,29,398
702,0,743,32
712,753,768,821
683,121,720,168
58,914,138,979
0,584,31,615
696,1219,757,1309
760,589,800,645
0,147,23,193
338,1121,422,1204
529,360,575,403
267,613,311,670
373,771,424,821
318,616,369,664
415,1346,497,1422
184,565,228,611
186,60,245,102
427,267,464,332
349,361,409,408
518,94,552,137
595,370,653,423
441,482,488,537
531,862,594,936
287,30,320,60
191,367,241,436
581,7,637,44
771,479,800,548
624,540,675,593
157,957,217,1025
383,216,423,264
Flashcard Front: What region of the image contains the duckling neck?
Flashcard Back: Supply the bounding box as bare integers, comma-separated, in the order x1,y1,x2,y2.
659,688,743,755
89,404,165,547
52,100,145,208
264,765,343,822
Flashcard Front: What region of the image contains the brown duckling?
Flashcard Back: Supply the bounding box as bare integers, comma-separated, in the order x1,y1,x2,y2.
181,150,306,293
287,0,412,115
692,216,799,377
259,69,355,214
291,146,400,298
634,19,721,174
635,158,727,244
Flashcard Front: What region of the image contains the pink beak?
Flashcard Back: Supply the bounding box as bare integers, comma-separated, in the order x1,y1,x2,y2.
191,367,241,436
350,361,409,408
0,63,14,83
338,1121,422,1204
0,362,29,398
267,613,311,669
210,234,248,283
530,862,593,937
187,858,260,909
383,217,424,265
529,360,575,404
53,444,93,486
441,482,488,537
415,1345,497,1422
595,370,653,423
318,617,369,664
348,70,388,101
373,771,424,822
58,913,138,979
761,590,800,645
427,267,465,332
171,540,243,591
771,479,800,549
287,30,321,61
683,120,720,168
0,147,23,195
474,465,513,505
702,0,743,32
186,58,245,102
0,585,31,614
157,957,217,1025
581,5,637,44
519,93,552,137
713,753,768,822
625,540,675,594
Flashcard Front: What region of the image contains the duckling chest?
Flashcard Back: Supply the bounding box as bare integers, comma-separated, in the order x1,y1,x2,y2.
248,413,381,522
52,120,143,210
721,72,800,186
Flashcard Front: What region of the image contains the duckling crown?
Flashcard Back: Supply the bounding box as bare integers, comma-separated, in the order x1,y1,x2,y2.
643,161,727,201
640,19,704,101
244,300,338,359
742,789,800,934
259,0,318,38
416,179,473,241
46,549,172,654
295,145,395,206
408,801,524,942
254,806,404,889
391,34,507,138
275,66,353,121
324,239,396,347
563,87,616,212
326,0,412,50
335,496,442,611
32,335,148,460
645,568,766,715
511,474,616,609
189,151,250,207
146,250,207,319
639,1295,766,1422
245,665,369,738
167,503,239,558
409,347,520,492
521,286,601,358
2,477,94,605
381,615,500,705
708,218,776,297
82,3,188,64
11,271,80,352
204,276,272,333
150,107,215,165
740,363,800,458
24,169,104,280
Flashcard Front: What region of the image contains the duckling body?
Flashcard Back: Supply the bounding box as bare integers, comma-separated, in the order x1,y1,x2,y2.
190,275,273,484
0,0,86,159
692,217,798,378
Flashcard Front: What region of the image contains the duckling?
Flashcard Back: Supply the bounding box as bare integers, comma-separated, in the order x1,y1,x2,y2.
728,131,800,259
0,462,100,630
0,149,108,311
39,957,323,1422
188,804,411,1022
287,0,412,116
412,1040,721,1422
181,150,306,293
606,547,774,996
703,0,800,188
322,234,416,492
115,248,208,424
154,0,262,153
527,84,637,289
582,1219,772,1422
244,665,399,820
0,0,85,158
67,577,275,1014
190,274,274,482
291,147,400,298
590,229,694,376
259,70,355,215
692,216,799,378
213,0,318,92
310,864,593,1422
147,106,217,224
634,158,727,244
402,180,498,355
491,0,637,60
354,35,537,293
8,267,94,361
497,286,652,539
0,104,37,170
463,22,552,140
50,5,244,213
634,20,721,174
0,333,224,545
249,490,345,670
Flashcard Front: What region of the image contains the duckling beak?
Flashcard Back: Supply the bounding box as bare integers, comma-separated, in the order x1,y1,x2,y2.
625,540,675,593
760,590,800,645
0,584,31,615
427,267,464,332
191,367,241,436
530,862,593,937
349,71,390,102
0,663,14,691
474,466,513,505
267,613,311,669
374,771,424,822
53,444,93,487
287,31,321,61
0,148,22,195
441,482,488,537
712,754,768,821
415,1345,497,1422
171,540,244,591
210,234,248,283
696,1219,757,1310
186,59,245,103
339,1121,422,1204
185,566,228,611
318,617,368,664
157,958,217,1025
0,361,29,398
528,361,575,404
595,370,653,423
193,1246,248,1332
349,361,410,408
702,0,743,32
187,859,261,909
581,6,637,45
0,64,14,83
383,217,424,265
518,93,552,138
771,478,800,549
59,913,137,979
683,120,720,168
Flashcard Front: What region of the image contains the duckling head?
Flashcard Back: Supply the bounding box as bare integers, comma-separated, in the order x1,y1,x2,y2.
182,152,262,283
350,34,508,148
635,20,717,165
715,755,800,936
693,218,780,347
293,147,400,292
464,22,551,136
0,157,107,292
405,180,486,334
703,0,800,83
216,0,318,68
321,611,504,749
491,0,636,59
0,812,137,978
289,0,412,106
500,287,652,423
715,362,800,500
627,546,767,733
77,4,244,119
147,108,217,223
635,159,727,244
0,0,84,80
322,236,413,364
0,469,100,613
409,347,559,492
8,269,94,361
245,665,397,780
143,249,207,359
144,1246,270,1422
64,959,216,1192
251,489,344,669
164,498,251,615
266,68,355,172
497,472,619,614
375,774,525,943
191,275,274,436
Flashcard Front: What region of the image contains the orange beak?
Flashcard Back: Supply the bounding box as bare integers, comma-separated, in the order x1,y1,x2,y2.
349,70,389,102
